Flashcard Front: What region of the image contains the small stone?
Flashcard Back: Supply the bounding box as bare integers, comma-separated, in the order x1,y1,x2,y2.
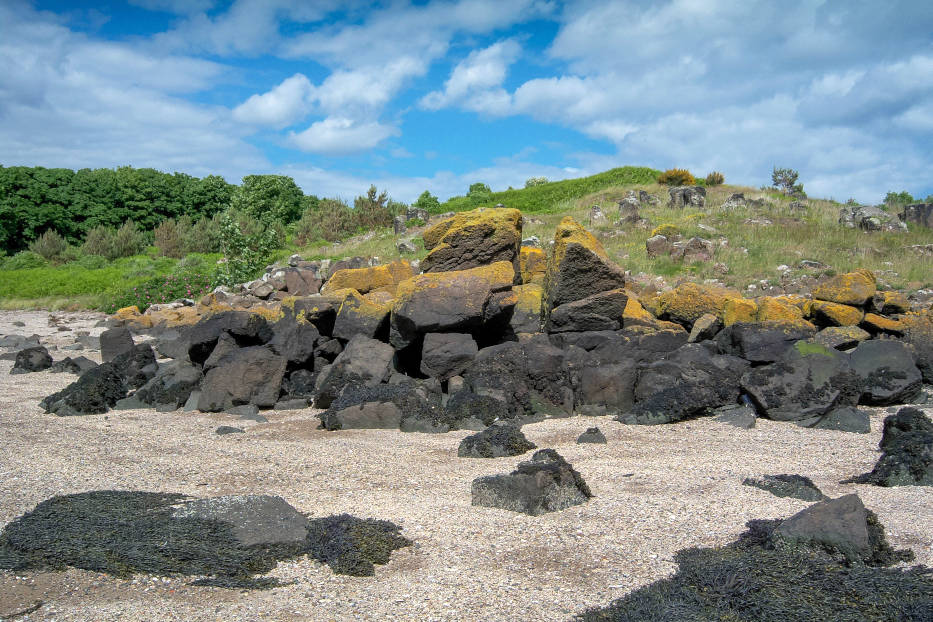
576,427,607,444
215,426,245,435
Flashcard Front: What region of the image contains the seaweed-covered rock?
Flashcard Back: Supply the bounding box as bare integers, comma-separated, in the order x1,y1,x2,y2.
314,335,396,409
319,383,437,431
48,355,98,375
849,339,922,405
10,346,52,374
40,363,127,416
742,474,827,501
197,346,286,412
458,423,536,458
420,332,478,380
741,341,861,422
281,369,318,399
576,427,607,444
172,495,309,547
100,326,135,362
471,449,592,516
306,514,411,577
444,389,511,428
134,360,203,409
546,217,626,309
845,407,933,486
420,207,523,273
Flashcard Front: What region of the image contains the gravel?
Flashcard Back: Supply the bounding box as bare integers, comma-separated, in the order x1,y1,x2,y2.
1,311,931,621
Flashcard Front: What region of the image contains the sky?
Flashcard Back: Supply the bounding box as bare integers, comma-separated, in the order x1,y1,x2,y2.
1,0,932,204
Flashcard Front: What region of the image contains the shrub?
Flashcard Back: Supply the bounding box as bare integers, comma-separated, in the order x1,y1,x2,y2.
153,219,183,258
884,191,915,207
525,176,549,188
658,168,696,186
296,198,356,244
215,210,278,286
468,182,492,200
771,167,804,195
705,171,725,186
651,223,680,238
412,190,440,213
81,226,115,258
1,251,48,270
354,185,394,230
107,270,215,313
406,217,426,228
184,215,222,254
82,220,147,260
28,230,70,261
73,254,108,270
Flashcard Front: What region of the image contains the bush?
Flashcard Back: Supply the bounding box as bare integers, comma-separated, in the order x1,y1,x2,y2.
72,254,109,270
468,182,492,200
525,177,549,188
107,270,215,313
153,219,183,258
215,210,278,286
772,167,804,195
184,215,222,254
412,190,440,213
658,168,696,186
406,217,426,228
1,251,48,270
705,171,725,186
884,191,915,207
354,185,394,230
28,230,70,262
296,198,356,244
82,220,147,260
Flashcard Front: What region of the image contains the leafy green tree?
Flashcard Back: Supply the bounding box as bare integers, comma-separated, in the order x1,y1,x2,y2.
468,182,492,198
413,190,440,212
884,190,915,207
216,210,279,286
771,167,804,195
231,175,304,224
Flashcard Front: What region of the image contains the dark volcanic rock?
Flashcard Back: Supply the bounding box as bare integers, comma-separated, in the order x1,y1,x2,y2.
546,218,626,309
548,289,627,333
40,363,127,416
713,402,757,428
716,321,817,363
844,407,933,486
420,332,478,380
800,405,871,434
215,426,244,435
49,356,98,375
187,311,273,366
444,390,511,428
458,423,536,458
742,474,827,501
197,346,286,412
471,449,592,516
10,346,52,374
306,514,411,577
313,335,395,409
741,341,861,422
576,427,608,444
100,327,135,362
111,343,158,390
849,339,922,406
268,321,319,367
319,383,437,431
134,360,203,409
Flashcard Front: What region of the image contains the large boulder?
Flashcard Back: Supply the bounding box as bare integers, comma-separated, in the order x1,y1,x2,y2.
546,217,626,309
741,341,861,422
390,261,514,349
111,343,158,390
471,449,592,516
518,246,547,285
849,339,922,405
100,327,135,362
321,260,414,296
420,332,478,380
187,311,273,365
134,360,203,409
900,311,933,382
633,343,749,406
313,335,396,409
283,267,321,296
458,423,536,458
812,270,876,306
420,207,522,273
508,284,544,334
838,204,907,232
901,202,933,229
268,321,320,367
548,289,627,333
668,186,706,209
172,494,309,548
845,407,933,486
40,363,127,416
716,320,817,364
443,390,511,428
331,291,391,342
197,346,286,412
656,283,740,329
771,494,877,563
10,346,52,374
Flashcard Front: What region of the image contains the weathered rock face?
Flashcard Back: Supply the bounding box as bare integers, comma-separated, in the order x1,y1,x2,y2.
670,237,714,262
111,343,158,390
518,246,547,285
741,341,861,422
839,204,907,232
668,186,706,209
656,283,738,328
716,320,817,364
390,261,515,349
134,360,203,409
845,407,933,486
420,332,478,380
849,339,922,405
548,289,628,333
814,325,870,350
321,260,414,296
100,326,135,362
576,426,607,444
314,335,396,409
420,207,523,273
508,284,544,334
812,270,876,306
471,449,592,516
268,321,320,367
197,346,286,412
901,202,933,229
807,300,864,326
10,346,52,374
546,217,626,309
444,390,511,428
458,423,536,458
331,291,391,342
172,494,310,548
771,494,875,563
40,363,127,416
283,267,321,296
901,311,933,383
49,356,97,375
187,311,273,365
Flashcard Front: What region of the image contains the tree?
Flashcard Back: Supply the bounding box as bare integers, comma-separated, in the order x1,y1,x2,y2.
468,182,491,198
231,175,304,224
884,191,915,207
525,176,549,188
772,167,804,195
354,185,393,229
216,210,279,286
413,190,440,212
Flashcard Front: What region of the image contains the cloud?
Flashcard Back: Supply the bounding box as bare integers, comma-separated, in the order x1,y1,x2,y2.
288,118,399,155
128,0,215,15
420,40,521,112
232,73,313,127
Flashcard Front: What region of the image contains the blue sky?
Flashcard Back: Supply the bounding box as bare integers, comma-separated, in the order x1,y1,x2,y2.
1,0,932,204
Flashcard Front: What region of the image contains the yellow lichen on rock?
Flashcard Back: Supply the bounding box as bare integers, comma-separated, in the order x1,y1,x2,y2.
114,305,142,320
756,297,801,322
421,207,523,272
519,246,547,285
722,297,758,326
659,283,745,327
622,296,656,327
874,291,910,314
551,216,609,265
650,223,679,238
861,312,905,334
321,264,395,296
546,217,626,308
806,300,864,326
812,270,876,306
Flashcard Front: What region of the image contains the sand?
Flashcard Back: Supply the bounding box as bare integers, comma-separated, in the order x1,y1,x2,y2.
0,310,931,621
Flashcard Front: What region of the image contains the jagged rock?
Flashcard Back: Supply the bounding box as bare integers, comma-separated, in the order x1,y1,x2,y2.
645,234,672,258
548,289,627,333
420,332,478,380
332,291,391,342
111,343,158,390
10,346,52,374
839,204,907,233
197,346,286,412
306,514,411,577
871,291,910,315
845,407,932,486
576,427,607,444
187,311,273,365
322,260,413,296
546,217,626,309
458,423,536,458
471,449,592,516
813,270,876,306
669,186,706,209
518,246,547,285
849,340,922,405
716,320,817,363
901,202,933,229
742,474,827,501
134,360,203,409
687,313,722,342
444,390,510,428
268,321,320,367
420,207,522,273
314,335,396,409
670,237,714,262
281,369,317,399
807,300,864,326
741,341,861,422
509,284,544,334
49,356,97,375
100,327,135,362
40,363,127,416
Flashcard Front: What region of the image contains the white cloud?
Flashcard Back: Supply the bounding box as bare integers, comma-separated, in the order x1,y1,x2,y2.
420,40,521,111
128,0,215,15
288,118,399,155
232,73,313,127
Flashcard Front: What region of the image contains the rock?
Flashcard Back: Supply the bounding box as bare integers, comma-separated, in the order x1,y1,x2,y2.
813,326,870,350
800,405,870,433
849,340,922,405
861,313,906,336
111,343,158,390
509,284,544,334
197,346,286,412
645,234,672,258
576,427,607,444
471,449,592,516
688,313,722,342
100,327,135,362
134,360,203,409
617,196,641,223
548,289,627,333
871,291,910,315
900,311,933,382
10,346,52,374
670,237,714,262
215,426,244,435
268,321,319,366
420,332,478,380
741,341,861,422
845,407,932,486
546,217,626,309
227,404,264,421
589,205,607,225
283,268,321,296
742,474,827,501
48,356,97,375
169,494,307,549
458,423,536,458
575,359,638,416
656,283,738,328
720,192,747,210
187,311,273,366
807,300,864,326
713,403,757,428
331,290,391,342
407,206,429,222
390,261,514,349
397,240,416,254
40,363,127,416
322,260,413,296
306,514,411,577
281,369,318,399
771,494,883,563
668,186,706,209
901,202,933,229
521,236,540,248
812,270,876,306
393,214,407,234
518,246,547,285
838,204,907,233
420,207,523,273
314,335,396,409
444,390,511,428
716,320,817,364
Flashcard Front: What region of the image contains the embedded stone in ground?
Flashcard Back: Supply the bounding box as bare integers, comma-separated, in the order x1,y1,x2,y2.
742,474,827,501
576,427,608,444
10,346,52,374
458,423,536,458
471,449,592,515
